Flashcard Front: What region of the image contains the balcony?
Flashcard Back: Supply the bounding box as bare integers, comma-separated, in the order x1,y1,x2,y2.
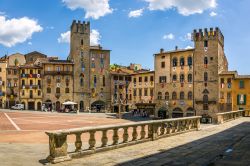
21,85,41,89
20,74,43,78
44,71,73,76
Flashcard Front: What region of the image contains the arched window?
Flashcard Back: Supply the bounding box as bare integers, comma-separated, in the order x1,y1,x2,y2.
188,56,192,66
172,92,177,100
204,72,208,82
65,88,69,93
80,77,84,87
158,92,162,100
203,95,209,110
180,91,185,100
188,74,192,83
173,58,178,67
180,74,185,83
180,57,185,66
172,74,177,82
204,57,208,65
165,92,169,100
56,87,60,94
47,87,51,93
188,91,192,100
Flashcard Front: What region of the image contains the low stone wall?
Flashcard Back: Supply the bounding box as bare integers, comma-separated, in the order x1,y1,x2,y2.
45,116,201,163
216,110,250,124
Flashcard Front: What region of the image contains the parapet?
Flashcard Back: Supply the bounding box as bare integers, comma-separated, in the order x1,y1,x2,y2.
71,20,90,34
192,27,224,45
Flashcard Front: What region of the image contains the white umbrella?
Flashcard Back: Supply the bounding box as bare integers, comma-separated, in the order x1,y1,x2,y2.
62,101,77,105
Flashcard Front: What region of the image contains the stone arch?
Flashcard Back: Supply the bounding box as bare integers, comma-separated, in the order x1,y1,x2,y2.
158,107,169,119
91,100,105,112
21,101,26,110
172,107,183,118
37,101,41,111
186,107,195,117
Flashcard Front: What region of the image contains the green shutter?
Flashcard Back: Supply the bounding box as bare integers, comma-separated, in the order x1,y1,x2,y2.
237,95,240,105
244,95,247,105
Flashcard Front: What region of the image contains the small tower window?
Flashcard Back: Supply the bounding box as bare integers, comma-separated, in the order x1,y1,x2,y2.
172,92,177,100
204,57,208,65
180,92,185,100
188,74,192,83
81,39,83,46
172,74,177,82
204,40,208,47
188,56,192,66
188,92,193,100
204,72,208,82
180,74,185,83
165,92,169,100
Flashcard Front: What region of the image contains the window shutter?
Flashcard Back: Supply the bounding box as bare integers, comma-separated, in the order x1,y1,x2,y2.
244,95,247,105
237,95,240,105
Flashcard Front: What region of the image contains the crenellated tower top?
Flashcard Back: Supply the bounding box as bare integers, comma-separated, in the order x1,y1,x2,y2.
71,20,90,34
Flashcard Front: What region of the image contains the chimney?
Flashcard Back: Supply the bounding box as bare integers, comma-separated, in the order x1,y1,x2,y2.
160,48,164,53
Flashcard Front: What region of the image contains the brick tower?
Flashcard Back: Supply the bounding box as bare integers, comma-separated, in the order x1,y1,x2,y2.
193,28,228,122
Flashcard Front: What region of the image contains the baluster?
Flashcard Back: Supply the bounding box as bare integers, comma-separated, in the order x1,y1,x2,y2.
160,123,165,135
113,128,119,145
101,130,108,147
88,131,96,150
123,127,129,143
132,126,138,141
75,133,82,152
166,122,171,134
140,125,146,139
188,120,192,130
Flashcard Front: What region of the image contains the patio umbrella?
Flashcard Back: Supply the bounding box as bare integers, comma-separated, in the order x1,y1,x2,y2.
62,101,77,105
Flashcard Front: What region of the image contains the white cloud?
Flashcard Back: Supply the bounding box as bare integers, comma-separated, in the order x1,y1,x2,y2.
0,11,5,15
0,16,43,47
128,9,144,18
58,29,101,46
163,33,175,40
180,32,192,41
46,26,55,30
210,11,217,17
58,31,70,43
28,42,32,45
62,0,113,19
145,0,217,16
185,45,193,49
90,29,101,46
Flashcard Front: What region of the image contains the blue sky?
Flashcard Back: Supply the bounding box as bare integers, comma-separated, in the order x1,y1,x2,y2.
0,0,249,74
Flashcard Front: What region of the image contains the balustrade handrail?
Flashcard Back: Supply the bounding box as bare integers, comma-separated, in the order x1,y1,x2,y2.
46,116,201,136
46,116,201,164
216,110,245,115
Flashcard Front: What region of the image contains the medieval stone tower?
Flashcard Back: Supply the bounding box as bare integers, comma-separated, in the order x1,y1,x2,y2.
193,28,228,121
69,20,91,110
69,20,111,111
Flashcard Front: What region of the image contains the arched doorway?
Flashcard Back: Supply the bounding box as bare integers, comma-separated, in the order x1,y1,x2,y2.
158,107,168,119
186,107,195,117
172,107,183,118
91,100,105,112
80,101,84,112
37,102,41,111
55,101,60,111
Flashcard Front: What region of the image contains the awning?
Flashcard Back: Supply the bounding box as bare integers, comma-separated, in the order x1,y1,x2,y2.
62,101,77,105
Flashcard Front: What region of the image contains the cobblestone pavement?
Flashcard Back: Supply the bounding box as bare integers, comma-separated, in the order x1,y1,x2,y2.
1,116,250,165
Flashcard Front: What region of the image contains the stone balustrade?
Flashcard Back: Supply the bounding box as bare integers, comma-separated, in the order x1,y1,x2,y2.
216,110,250,124
45,116,201,163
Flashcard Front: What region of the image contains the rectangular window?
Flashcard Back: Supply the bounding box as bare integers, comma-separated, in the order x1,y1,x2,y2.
144,76,148,82
161,62,165,68
204,40,208,47
144,88,148,96
22,80,25,86
150,88,154,97
139,77,142,82
239,80,244,89
220,92,224,99
221,78,224,84
133,89,137,96
139,88,142,96
159,76,167,83
30,70,33,74
237,94,246,105
133,78,136,83
38,70,41,74
56,66,61,72
103,76,105,87
227,92,231,103
150,76,154,82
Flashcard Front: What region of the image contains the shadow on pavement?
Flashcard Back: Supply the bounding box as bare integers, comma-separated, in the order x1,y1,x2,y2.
117,122,250,166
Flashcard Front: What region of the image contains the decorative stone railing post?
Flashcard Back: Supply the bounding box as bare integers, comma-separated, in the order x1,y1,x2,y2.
216,110,245,124
75,133,82,152
89,131,96,150
123,127,129,143
46,133,71,163
132,126,138,141
244,110,250,117
113,128,119,145
101,130,108,147
196,118,201,130
140,125,146,139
